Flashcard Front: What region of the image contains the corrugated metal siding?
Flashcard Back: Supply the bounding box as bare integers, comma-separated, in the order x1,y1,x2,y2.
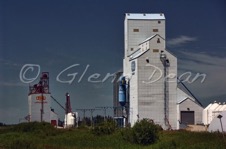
125,19,165,57
124,13,179,129
28,94,51,122
129,59,138,126
203,103,226,125
179,98,203,126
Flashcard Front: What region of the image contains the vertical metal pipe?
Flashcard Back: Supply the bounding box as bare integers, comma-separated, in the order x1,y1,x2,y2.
164,61,167,126
41,85,44,122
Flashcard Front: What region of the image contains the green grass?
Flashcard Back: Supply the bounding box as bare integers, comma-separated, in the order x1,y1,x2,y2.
0,122,225,149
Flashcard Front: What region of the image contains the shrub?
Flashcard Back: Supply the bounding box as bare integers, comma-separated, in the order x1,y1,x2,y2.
92,120,117,136
9,139,38,149
11,122,57,137
12,122,54,132
121,119,161,145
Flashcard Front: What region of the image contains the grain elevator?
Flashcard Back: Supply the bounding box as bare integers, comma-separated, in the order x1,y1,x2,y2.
114,13,203,130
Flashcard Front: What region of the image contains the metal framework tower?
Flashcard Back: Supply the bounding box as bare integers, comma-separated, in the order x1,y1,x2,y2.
65,93,72,114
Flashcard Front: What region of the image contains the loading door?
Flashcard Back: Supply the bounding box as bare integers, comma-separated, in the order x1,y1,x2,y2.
181,111,195,125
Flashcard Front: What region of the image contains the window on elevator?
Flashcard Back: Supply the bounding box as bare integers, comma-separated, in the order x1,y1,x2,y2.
153,29,158,32
133,29,139,32
157,38,160,43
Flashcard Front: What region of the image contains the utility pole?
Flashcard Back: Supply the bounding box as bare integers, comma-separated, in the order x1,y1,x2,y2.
217,114,224,139
41,81,44,122
76,109,89,125
95,106,112,121
87,109,98,127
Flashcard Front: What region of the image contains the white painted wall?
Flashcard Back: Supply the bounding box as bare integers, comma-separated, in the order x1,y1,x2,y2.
28,93,51,122
208,111,226,132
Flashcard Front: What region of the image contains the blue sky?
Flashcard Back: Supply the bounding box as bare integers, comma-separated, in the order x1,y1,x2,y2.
0,0,226,124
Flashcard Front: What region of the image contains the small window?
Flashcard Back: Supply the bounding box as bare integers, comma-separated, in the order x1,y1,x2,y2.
158,20,161,24
153,29,158,32
131,61,136,72
157,38,160,43
133,29,139,32
153,49,159,53
131,48,134,51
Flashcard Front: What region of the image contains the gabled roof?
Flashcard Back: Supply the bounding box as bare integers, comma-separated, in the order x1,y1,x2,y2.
129,48,150,61
178,97,195,104
139,34,165,45
177,83,203,107
128,48,141,57
178,97,203,109
129,34,164,61
125,13,165,20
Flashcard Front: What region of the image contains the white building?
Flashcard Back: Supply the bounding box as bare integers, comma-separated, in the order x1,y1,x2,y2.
64,112,78,128
28,72,58,125
122,13,203,129
208,111,226,132
28,93,51,122
203,102,226,125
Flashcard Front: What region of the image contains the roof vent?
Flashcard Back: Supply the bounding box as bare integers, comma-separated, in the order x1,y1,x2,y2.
127,13,130,16
160,13,163,16
143,13,146,16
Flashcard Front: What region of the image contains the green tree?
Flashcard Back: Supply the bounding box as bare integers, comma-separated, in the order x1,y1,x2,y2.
121,119,161,145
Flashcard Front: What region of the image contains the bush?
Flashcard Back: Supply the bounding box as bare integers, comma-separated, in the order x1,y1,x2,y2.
92,120,117,136
12,122,54,132
9,139,38,149
121,119,161,145
11,122,57,137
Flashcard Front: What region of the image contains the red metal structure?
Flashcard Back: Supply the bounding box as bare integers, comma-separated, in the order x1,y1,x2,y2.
29,72,49,95
65,93,72,114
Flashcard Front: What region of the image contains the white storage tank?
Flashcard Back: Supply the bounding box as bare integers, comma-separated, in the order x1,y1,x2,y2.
207,102,219,125
64,113,74,128
203,102,226,125
213,103,223,118
208,111,226,132
218,103,226,111
203,103,212,125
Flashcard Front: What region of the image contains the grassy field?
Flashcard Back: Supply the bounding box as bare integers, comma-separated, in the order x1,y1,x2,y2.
0,122,225,149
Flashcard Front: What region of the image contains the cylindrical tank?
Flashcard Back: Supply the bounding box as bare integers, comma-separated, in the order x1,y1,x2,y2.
206,102,221,125
203,103,212,125
64,112,75,128
208,111,226,132
118,76,126,106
